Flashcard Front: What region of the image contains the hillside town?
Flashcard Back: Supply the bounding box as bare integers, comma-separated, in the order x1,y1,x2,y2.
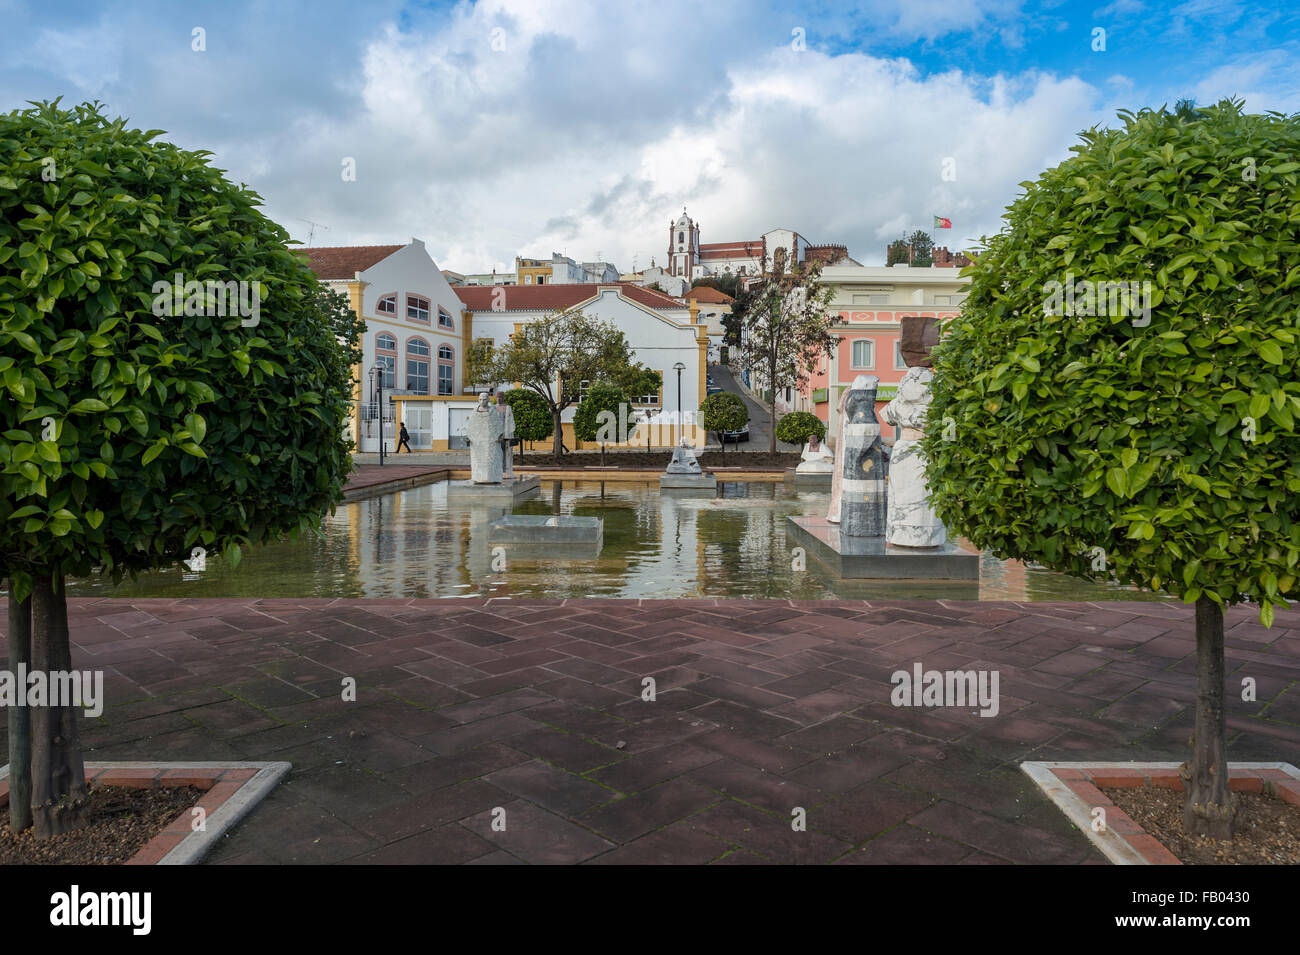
301,207,974,456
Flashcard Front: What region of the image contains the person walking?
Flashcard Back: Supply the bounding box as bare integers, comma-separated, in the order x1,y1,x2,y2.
397,421,412,453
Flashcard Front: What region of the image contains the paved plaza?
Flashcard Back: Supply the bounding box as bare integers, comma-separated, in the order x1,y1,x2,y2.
2,596,1296,864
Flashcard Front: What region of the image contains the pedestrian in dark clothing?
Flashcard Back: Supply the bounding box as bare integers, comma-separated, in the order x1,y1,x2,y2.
397,422,412,453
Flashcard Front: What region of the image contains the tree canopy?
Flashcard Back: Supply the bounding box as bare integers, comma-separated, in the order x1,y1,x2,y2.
574,381,631,445
734,256,837,453
464,309,658,456
923,99,1300,839
775,410,826,445
0,98,362,835
0,99,362,597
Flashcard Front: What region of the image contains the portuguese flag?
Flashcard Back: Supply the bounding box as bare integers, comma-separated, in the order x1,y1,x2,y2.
934,215,952,229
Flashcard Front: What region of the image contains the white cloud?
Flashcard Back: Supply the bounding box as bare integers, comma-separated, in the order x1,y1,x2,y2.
4,0,1288,277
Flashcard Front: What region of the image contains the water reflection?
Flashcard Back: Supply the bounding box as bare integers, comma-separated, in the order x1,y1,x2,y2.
64,480,1173,603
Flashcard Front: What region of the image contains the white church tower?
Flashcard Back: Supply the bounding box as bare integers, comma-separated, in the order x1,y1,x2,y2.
667,208,700,278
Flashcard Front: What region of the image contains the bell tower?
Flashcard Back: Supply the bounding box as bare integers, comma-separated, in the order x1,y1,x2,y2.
667,207,699,278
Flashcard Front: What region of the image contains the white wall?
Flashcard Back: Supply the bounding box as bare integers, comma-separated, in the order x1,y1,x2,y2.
357,240,465,401
468,288,703,424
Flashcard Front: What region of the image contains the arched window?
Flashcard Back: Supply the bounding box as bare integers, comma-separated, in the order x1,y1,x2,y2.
437,344,455,395
437,307,454,330
407,295,431,323
376,293,397,315
375,333,397,389
407,338,430,394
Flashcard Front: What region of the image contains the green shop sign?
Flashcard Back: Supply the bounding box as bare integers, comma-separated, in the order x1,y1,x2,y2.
831,383,898,401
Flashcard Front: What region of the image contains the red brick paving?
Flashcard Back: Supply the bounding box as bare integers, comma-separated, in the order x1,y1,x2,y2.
1,597,1297,864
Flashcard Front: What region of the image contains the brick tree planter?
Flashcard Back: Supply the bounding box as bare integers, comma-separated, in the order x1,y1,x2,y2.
1021,761,1300,865
0,761,289,865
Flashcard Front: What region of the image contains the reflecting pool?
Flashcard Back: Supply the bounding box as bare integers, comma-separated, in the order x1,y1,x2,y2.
63,480,1174,603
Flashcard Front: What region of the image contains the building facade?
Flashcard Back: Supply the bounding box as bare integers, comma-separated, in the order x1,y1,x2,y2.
301,240,479,452
799,263,970,443
454,283,710,449
667,207,858,281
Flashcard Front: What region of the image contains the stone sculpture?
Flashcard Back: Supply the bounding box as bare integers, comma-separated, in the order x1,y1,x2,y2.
826,385,851,523
495,392,516,479
665,440,703,474
796,433,834,473
881,315,946,547
466,392,504,484
836,374,887,538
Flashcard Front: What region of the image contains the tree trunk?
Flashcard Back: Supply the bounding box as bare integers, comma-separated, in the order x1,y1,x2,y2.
30,571,89,838
7,587,33,833
768,388,778,456
1179,595,1235,840
552,408,563,459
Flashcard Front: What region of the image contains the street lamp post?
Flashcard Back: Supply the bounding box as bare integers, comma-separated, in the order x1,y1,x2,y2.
673,361,686,448
372,362,386,466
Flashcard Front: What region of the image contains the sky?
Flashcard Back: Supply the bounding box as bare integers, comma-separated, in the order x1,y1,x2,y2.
2,0,1297,272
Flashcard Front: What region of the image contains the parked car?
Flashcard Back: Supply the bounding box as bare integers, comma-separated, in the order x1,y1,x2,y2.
707,382,724,396
721,424,750,443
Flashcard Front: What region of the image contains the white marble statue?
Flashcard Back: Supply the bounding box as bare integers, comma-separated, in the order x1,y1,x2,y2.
881,366,946,547
795,433,834,473
466,392,504,484
826,386,851,523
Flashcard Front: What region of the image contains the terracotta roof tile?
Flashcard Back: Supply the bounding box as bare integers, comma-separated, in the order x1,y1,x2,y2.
298,245,404,280
454,283,685,312
685,285,735,304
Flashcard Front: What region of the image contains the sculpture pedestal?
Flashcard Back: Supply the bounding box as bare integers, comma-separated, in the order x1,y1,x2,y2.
447,475,541,500
660,473,718,490
786,516,979,579
784,468,833,489
488,514,603,557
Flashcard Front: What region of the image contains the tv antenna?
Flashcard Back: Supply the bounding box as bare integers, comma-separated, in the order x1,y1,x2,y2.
297,217,330,247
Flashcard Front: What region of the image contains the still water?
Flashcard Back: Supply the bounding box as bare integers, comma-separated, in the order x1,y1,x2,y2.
65,480,1172,603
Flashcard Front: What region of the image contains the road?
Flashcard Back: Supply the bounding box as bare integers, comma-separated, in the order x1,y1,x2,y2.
707,363,803,453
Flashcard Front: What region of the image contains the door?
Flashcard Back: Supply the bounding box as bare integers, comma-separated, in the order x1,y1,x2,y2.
405,406,434,450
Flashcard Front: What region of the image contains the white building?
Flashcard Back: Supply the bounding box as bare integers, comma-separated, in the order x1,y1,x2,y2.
301,240,478,452
666,207,855,281
453,283,710,448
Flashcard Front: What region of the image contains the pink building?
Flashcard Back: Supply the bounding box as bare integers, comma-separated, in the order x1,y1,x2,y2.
798,264,969,443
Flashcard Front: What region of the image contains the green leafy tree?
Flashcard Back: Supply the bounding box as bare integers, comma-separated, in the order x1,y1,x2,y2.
721,294,746,349
0,100,361,837
907,230,935,267
501,387,552,459
691,274,742,299
736,256,838,453
923,99,1300,841
573,381,630,465
699,391,747,462
465,309,657,457
886,238,910,266
775,410,826,446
